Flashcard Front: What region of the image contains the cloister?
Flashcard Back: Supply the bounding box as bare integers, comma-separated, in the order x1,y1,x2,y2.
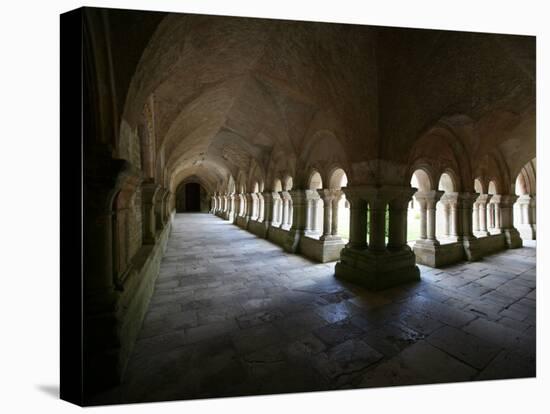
81,7,536,403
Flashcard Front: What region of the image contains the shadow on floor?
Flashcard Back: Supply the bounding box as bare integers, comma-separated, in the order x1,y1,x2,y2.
36,384,59,399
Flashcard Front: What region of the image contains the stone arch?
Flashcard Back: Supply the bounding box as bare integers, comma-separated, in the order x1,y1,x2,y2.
308,170,323,190
328,166,349,190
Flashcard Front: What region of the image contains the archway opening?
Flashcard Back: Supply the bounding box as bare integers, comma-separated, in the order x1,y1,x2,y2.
513,158,536,240
435,172,456,243
307,171,323,238
176,182,204,212
329,168,350,241
407,169,432,244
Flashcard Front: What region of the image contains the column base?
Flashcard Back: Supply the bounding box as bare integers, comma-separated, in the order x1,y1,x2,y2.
503,228,523,248
284,229,304,253
300,236,346,262
474,230,490,237
413,240,464,267
335,247,420,291
461,237,483,261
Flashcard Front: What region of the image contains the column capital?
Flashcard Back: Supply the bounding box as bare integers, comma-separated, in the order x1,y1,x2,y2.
415,190,445,206
475,193,493,205
317,188,334,202
457,192,479,208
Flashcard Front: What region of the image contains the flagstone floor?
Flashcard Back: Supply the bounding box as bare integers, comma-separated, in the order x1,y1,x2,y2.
97,213,536,404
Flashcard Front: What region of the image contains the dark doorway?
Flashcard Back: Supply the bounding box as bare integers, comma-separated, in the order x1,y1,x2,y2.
185,183,201,212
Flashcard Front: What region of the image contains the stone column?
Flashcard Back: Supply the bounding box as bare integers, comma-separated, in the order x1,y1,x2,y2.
438,192,459,241
368,198,387,252
250,193,259,221
516,194,536,240
284,190,308,252
499,194,522,248
331,190,343,236
244,193,253,224
280,191,291,230
346,193,368,250
475,194,492,236
228,194,235,222
262,191,274,228
258,192,265,221
458,192,482,260
335,186,420,291
141,181,160,244
387,191,414,251
489,195,502,234
457,192,478,240
318,189,334,240
418,198,427,240
414,190,443,244
271,192,281,226
473,202,480,233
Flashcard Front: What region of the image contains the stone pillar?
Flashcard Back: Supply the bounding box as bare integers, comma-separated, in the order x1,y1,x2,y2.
318,189,335,240
280,191,291,230
418,199,428,240
331,191,342,236
414,191,443,245
258,192,265,221
262,191,274,229
244,193,253,224
458,192,482,261
155,188,168,229
271,192,281,226
499,194,522,248
387,192,413,251
346,193,368,250
141,181,160,244
473,203,480,233
228,194,236,222
516,194,536,240
250,193,259,221
437,192,459,241
335,186,419,291
489,195,502,234
475,194,492,236
368,198,387,252
284,190,307,252
83,158,141,393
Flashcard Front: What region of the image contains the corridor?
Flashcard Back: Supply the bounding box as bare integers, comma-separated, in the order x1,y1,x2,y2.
104,213,536,403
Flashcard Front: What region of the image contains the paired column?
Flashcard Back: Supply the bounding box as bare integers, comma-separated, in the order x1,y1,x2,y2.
414,190,444,244
516,194,536,240
474,194,492,236
316,189,335,240
280,191,292,230
331,190,343,236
